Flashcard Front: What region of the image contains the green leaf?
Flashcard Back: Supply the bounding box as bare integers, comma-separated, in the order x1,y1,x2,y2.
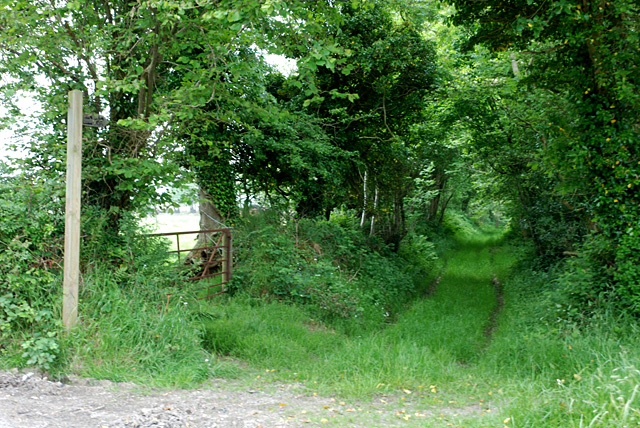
228,10,241,22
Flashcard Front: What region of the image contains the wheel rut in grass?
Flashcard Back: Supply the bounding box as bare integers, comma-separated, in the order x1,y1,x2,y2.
480,246,505,350
482,273,504,347
414,238,507,362
396,238,496,365
424,258,448,298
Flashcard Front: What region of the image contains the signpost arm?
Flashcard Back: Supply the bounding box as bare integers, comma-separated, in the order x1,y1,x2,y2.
63,90,83,330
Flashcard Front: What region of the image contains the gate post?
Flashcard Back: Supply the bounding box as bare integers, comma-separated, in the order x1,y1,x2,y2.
222,228,232,285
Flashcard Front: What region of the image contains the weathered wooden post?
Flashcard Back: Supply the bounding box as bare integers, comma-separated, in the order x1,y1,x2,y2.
63,90,83,330
221,228,233,285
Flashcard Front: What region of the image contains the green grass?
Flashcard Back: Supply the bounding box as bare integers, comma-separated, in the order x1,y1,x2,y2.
65,275,213,386
198,230,514,401
475,268,640,427
142,212,200,233
141,212,201,254
195,229,640,427
18,221,638,427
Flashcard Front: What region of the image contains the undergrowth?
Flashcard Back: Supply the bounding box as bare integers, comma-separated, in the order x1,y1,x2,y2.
3,199,640,427
0,173,64,370
229,210,439,333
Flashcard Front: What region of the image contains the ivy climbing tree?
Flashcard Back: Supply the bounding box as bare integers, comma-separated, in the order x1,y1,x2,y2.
449,0,640,309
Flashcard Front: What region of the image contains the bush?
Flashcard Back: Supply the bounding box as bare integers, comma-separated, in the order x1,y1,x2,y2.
551,232,640,322
229,211,437,332
0,173,64,369
614,234,640,312
441,209,479,238
398,231,438,275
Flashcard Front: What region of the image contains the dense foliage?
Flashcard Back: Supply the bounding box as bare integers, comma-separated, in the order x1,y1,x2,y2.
0,169,63,368
447,0,640,312
230,210,438,332
1,1,639,408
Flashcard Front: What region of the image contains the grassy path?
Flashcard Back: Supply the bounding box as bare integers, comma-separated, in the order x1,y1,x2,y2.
198,232,519,427
70,226,640,427
198,230,640,427
385,233,509,365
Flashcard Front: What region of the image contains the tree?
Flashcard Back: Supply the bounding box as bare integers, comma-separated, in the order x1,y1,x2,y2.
301,1,439,246
449,0,640,308
0,0,349,232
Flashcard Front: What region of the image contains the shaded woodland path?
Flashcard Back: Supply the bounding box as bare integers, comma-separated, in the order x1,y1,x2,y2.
389,233,510,365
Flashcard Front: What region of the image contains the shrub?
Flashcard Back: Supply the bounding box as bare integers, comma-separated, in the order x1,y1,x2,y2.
441,209,479,238
550,232,640,322
398,231,438,274
614,234,640,312
0,173,64,369
229,211,436,332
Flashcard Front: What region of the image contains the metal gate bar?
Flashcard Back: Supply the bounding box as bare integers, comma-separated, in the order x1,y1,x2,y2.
145,228,232,299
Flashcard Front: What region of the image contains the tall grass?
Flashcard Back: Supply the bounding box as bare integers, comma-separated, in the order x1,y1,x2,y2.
54,229,241,387
477,264,640,427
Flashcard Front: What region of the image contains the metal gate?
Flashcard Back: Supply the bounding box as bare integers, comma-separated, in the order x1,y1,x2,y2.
146,228,232,299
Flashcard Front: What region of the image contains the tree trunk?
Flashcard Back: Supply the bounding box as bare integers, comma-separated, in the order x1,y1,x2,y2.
510,53,520,78
437,190,455,226
370,185,379,236
428,166,446,221
187,186,226,263
389,193,405,251
360,169,368,228
198,186,225,231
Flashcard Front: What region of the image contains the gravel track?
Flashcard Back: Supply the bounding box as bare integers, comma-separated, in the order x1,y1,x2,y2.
0,370,487,428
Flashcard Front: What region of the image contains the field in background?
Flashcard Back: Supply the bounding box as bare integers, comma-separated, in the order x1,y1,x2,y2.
142,212,201,253
142,212,200,233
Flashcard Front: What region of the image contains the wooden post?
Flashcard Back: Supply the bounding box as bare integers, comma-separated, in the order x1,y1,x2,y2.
63,90,83,330
227,229,233,281
221,229,232,285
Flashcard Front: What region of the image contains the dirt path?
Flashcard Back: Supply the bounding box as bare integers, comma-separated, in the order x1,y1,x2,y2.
482,246,506,349
0,370,487,428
